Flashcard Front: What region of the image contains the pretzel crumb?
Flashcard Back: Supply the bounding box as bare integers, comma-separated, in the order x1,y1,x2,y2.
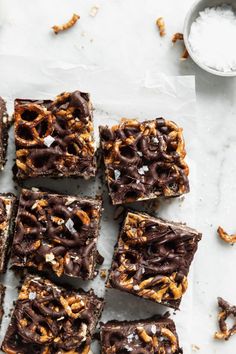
180,47,189,61
172,32,184,43
156,17,166,37
191,344,200,351
172,33,189,61
100,269,107,279
90,5,99,17
217,226,236,244
52,13,80,34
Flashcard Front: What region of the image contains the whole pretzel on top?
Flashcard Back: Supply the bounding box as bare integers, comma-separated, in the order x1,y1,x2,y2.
15,104,54,147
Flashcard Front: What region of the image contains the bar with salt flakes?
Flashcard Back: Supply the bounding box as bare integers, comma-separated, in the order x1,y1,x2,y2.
99,117,189,205
11,188,103,280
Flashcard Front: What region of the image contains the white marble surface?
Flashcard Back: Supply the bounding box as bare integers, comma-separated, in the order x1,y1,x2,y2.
0,0,236,353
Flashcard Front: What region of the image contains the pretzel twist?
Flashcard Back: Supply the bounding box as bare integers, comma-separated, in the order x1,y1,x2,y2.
15,104,54,147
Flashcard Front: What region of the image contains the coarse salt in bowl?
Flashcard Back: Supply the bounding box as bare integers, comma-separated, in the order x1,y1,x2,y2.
184,0,236,77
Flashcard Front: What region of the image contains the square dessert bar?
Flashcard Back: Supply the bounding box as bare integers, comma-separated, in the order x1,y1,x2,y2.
107,211,202,309
0,193,17,273
2,275,104,354
99,118,189,205
0,97,9,170
11,188,103,280
100,314,182,354
14,90,96,179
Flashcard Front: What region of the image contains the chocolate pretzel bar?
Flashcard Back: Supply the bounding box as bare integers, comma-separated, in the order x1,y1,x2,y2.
11,188,103,280
0,193,17,273
2,275,104,354
0,97,9,170
100,118,189,205
100,314,182,354
14,90,96,179
107,211,202,309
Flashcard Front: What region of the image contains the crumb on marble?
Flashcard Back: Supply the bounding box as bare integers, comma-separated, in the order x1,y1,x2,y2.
100,269,107,279
191,344,200,351
217,226,236,244
171,33,189,61
89,5,100,17
156,17,166,36
180,47,189,61
52,13,80,34
172,32,183,43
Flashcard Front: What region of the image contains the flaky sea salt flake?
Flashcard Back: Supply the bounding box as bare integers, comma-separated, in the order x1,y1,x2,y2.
151,325,157,334
114,169,121,180
29,292,36,300
44,135,55,147
65,218,76,233
45,253,55,262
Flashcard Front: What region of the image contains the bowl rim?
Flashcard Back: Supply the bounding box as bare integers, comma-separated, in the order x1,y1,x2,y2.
183,0,236,77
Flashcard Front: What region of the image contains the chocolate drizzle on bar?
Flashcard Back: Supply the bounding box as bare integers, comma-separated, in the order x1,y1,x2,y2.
14,90,96,179
0,97,9,170
2,275,104,353
100,118,189,205
11,189,103,280
0,284,5,326
100,314,183,354
107,211,202,309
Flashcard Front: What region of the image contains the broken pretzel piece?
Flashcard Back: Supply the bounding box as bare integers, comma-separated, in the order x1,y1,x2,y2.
217,226,236,244
215,297,236,340
156,17,166,37
172,32,184,43
89,5,100,17
181,47,189,61
172,33,189,61
52,13,80,34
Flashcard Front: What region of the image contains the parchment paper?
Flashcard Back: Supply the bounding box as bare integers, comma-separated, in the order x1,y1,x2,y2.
0,62,197,353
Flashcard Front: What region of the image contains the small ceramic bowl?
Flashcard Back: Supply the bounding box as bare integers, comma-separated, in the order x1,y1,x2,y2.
183,0,236,77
